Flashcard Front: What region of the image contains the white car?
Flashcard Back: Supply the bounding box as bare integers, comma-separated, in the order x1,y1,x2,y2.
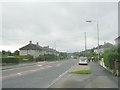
78,57,88,65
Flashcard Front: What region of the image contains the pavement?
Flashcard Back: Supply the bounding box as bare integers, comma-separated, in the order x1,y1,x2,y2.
49,64,92,88
49,62,118,88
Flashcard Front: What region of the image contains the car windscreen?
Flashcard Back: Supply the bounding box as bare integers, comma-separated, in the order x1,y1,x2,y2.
80,57,87,60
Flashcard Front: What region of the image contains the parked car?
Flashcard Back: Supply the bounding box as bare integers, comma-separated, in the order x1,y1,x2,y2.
78,57,88,65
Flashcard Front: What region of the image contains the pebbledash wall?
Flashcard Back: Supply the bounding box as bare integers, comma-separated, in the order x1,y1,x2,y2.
20,50,44,58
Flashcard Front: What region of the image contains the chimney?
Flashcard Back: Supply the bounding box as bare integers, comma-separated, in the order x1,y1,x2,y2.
29,41,32,44
36,42,39,45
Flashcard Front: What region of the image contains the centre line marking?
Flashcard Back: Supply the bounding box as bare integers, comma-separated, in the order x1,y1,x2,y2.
17,73,22,76
41,67,44,69
37,65,42,67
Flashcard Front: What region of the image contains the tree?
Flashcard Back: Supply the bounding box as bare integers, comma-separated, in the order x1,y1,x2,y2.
7,50,12,56
2,50,12,56
59,52,68,59
2,50,6,56
103,45,119,69
14,50,19,56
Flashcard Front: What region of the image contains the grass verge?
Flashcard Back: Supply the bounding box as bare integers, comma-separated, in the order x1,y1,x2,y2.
70,70,92,74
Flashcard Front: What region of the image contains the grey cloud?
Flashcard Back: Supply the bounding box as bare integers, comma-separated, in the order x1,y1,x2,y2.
1,2,118,52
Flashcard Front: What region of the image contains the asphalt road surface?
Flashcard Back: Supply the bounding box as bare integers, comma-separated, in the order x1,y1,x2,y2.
50,62,118,88
1,59,119,88
2,59,77,88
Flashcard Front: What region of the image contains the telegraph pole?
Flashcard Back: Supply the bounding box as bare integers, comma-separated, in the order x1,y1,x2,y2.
97,23,99,60
54,42,57,60
85,32,87,57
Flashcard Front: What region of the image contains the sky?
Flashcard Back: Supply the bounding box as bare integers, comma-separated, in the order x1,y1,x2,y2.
1,1,118,53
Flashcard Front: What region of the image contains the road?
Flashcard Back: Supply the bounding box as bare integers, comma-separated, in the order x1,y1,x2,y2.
1,59,119,88
50,62,118,88
2,59,77,88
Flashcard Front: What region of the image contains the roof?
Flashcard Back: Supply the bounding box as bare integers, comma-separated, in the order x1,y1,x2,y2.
93,43,113,49
43,47,56,52
19,44,43,50
19,41,57,53
100,42,113,49
115,36,120,40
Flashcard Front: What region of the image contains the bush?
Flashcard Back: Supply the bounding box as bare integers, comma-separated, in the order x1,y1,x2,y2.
44,54,56,61
1,55,34,64
1,56,19,64
35,54,61,61
19,55,34,63
103,50,118,69
59,52,68,60
36,55,45,61
35,53,69,62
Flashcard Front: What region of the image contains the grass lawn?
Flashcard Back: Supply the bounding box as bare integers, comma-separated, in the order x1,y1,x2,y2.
70,70,92,74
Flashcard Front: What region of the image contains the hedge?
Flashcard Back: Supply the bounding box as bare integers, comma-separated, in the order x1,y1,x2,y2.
36,55,45,61
35,54,66,61
19,55,34,63
1,56,19,64
103,50,119,69
44,54,57,61
1,55,34,64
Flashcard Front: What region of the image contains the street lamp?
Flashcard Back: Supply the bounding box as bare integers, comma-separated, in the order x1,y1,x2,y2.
86,21,92,23
86,20,100,61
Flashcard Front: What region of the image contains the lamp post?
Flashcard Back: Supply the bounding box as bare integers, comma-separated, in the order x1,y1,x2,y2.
86,20,100,61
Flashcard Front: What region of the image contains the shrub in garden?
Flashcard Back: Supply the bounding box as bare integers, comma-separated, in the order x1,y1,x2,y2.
2,56,19,64
44,54,56,61
1,55,34,64
103,50,118,69
36,55,45,61
19,55,34,62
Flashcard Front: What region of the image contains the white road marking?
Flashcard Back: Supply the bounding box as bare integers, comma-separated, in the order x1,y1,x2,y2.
37,61,46,63
2,66,50,79
37,65,42,67
46,65,52,68
17,73,22,76
3,64,37,71
41,67,45,69
31,70,37,72
21,64,27,65
49,62,55,64
47,64,76,88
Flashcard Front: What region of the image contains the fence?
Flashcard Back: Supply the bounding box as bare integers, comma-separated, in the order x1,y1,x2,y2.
114,60,120,76
99,58,120,77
